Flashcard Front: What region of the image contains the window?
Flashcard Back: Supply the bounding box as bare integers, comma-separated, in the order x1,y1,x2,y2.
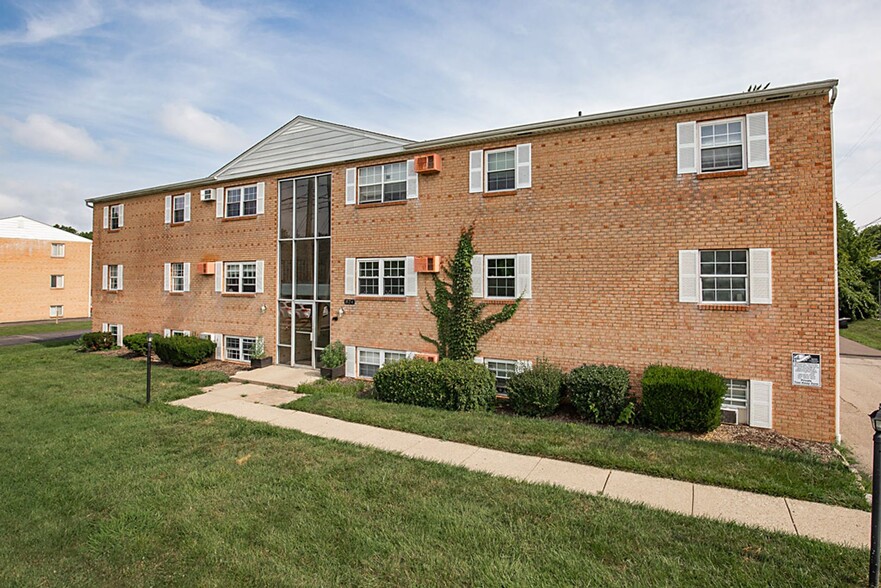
172,195,186,223
358,258,405,296
171,330,186,337
723,379,749,410
358,348,407,378
51,243,65,257
226,185,258,218
225,336,256,362
225,262,257,293
49,305,64,318
358,162,407,204
486,359,517,394
107,324,118,341
108,265,122,291
109,204,122,229
486,148,516,192
699,119,744,172
700,250,748,303
171,262,185,293
486,255,516,298
50,275,64,289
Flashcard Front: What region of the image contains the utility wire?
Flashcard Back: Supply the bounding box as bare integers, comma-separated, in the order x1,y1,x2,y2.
837,113,881,165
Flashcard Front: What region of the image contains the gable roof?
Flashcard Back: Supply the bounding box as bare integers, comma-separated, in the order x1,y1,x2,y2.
0,216,91,242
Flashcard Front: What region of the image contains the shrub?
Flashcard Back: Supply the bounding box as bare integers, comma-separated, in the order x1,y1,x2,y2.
320,341,346,369
372,358,495,411
122,332,150,356
507,359,564,417
153,335,216,367
566,364,633,425
78,331,116,351
641,365,727,433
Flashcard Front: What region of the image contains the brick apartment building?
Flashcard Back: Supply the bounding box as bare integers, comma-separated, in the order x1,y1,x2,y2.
87,79,840,442
0,216,92,324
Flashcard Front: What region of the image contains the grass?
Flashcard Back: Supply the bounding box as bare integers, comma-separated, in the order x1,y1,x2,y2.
0,343,868,586
841,318,881,351
0,319,91,337
285,380,867,510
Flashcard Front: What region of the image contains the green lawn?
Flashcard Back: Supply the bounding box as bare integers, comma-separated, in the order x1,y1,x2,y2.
0,319,91,337
0,344,868,586
285,380,867,510
841,318,881,351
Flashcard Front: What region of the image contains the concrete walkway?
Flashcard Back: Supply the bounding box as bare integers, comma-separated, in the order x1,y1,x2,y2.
840,354,881,472
840,335,881,358
171,382,870,549
230,364,320,391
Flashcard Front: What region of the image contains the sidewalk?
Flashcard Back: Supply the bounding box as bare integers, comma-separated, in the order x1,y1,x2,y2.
171,381,870,549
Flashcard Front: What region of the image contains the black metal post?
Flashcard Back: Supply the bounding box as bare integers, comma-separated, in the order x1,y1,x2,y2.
146,332,152,404
870,424,881,588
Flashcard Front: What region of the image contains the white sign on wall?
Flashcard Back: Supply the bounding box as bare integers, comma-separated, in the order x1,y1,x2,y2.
791,353,821,387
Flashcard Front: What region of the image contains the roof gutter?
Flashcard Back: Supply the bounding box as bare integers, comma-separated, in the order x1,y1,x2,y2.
85,176,214,204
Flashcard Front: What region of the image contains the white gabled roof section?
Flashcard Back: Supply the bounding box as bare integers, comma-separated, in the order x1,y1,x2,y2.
212,116,412,181
0,216,91,242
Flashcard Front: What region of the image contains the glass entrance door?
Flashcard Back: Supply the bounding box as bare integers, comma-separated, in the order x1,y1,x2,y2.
277,173,331,367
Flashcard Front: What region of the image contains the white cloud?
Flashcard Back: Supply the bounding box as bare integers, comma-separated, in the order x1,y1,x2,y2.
1,114,105,161
158,102,248,152
0,0,104,45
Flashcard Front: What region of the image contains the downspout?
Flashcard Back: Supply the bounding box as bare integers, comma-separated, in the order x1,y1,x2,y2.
830,87,841,444
86,200,94,320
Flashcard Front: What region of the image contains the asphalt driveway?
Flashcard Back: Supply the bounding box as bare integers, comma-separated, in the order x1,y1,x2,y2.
0,330,88,347
840,337,881,473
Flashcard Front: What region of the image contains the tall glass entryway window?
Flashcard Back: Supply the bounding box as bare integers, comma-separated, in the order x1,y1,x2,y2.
277,173,331,367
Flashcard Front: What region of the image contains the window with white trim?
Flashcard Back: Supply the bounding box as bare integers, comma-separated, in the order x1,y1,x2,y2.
225,262,257,293
699,118,744,172
358,258,405,296
486,359,517,394
171,330,186,337
723,379,749,410
108,264,122,291
50,274,64,289
486,255,516,298
486,148,516,192
171,262,185,293
226,185,258,218
107,323,119,341
700,250,748,303
358,348,407,378
358,162,407,204
49,305,64,318
109,204,122,229
51,243,65,258
225,336,256,361
172,195,186,223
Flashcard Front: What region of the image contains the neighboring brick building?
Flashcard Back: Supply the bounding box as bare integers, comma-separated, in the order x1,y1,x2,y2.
0,216,92,323
87,79,840,442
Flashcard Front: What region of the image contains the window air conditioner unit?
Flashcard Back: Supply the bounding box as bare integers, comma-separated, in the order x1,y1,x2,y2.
720,409,738,425
414,353,439,363
414,255,441,273
196,262,215,275
414,153,441,174
200,188,216,201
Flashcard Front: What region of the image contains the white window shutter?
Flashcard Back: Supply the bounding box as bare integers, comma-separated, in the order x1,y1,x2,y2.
164,263,171,292
749,380,773,428
216,188,224,218
471,254,484,298
345,168,356,205
256,182,265,214
212,334,223,359
164,195,172,224
256,260,264,293
406,159,418,199
163,328,170,337
678,250,700,303
749,248,772,304
118,204,124,227
345,345,356,377
345,258,356,295
102,206,109,229
183,192,191,222
102,265,108,290
746,112,770,168
515,253,532,299
101,323,108,332
469,150,483,193
676,121,697,174
404,256,417,296
215,262,223,292
117,265,123,290
515,143,532,189
474,357,484,364
183,262,191,292
116,325,123,347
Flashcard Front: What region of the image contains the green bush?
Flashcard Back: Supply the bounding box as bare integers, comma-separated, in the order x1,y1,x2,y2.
77,331,116,351
641,365,727,433
153,335,216,367
566,364,633,425
320,341,346,369
507,359,564,417
373,358,495,411
122,332,150,356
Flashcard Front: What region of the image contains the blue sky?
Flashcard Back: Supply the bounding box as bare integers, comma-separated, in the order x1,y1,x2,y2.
1,0,880,231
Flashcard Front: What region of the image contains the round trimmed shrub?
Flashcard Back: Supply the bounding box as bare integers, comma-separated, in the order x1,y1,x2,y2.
507,359,563,417
78,331,116,351
438,358,496,411
641,365,727,433
566,364,632,425
122,332,149,356
152,335,216,367
372,358,495,411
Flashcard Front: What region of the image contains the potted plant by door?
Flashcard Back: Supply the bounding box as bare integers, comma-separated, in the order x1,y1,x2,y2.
249,338,273,369
320,341,347,380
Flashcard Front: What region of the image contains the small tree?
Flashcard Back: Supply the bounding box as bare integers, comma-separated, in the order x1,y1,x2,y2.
421,227,520,359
